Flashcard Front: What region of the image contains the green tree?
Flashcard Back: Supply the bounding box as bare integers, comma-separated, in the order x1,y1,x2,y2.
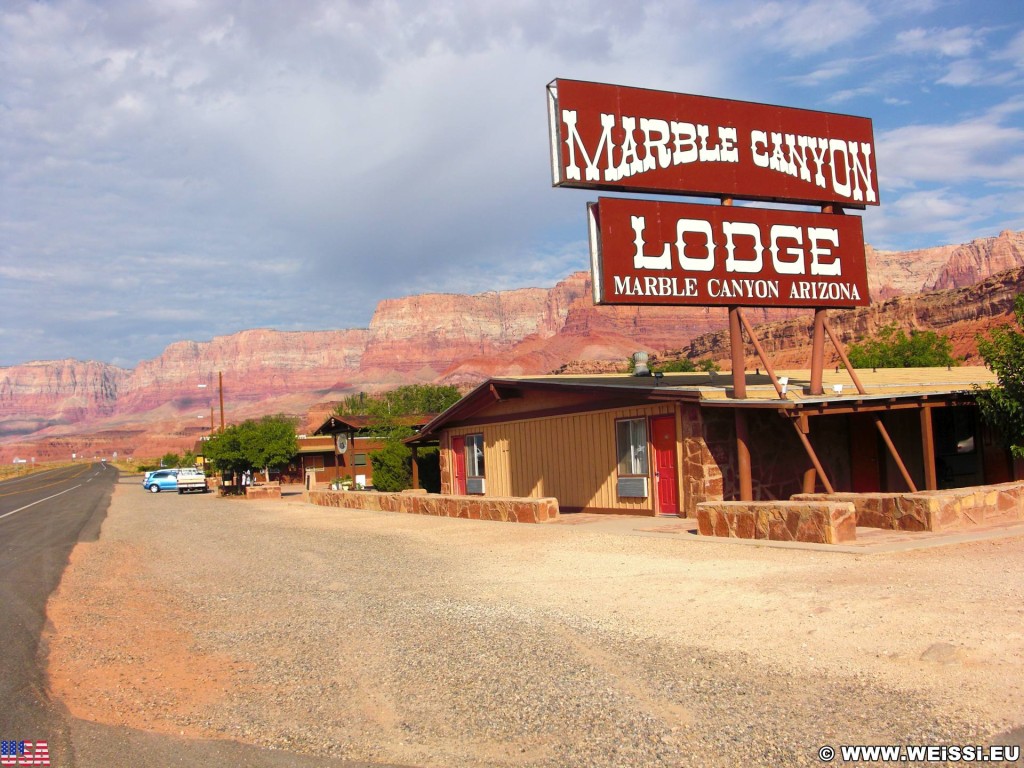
847,324,959,368
336,384,461,423
336,384,460,440
160,451,182,468
335,385,461,488
243,415,299,475
627,355,720,374
659,358,697,372
204,415,299,477
976,294,1024,457
203,424,246,476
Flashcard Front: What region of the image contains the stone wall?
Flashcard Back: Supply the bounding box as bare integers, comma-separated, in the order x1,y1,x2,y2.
696,500,857,544
245,484,282,500
680,404,722,518
306,488,559,523
795,481,1024,532
693,408,846,509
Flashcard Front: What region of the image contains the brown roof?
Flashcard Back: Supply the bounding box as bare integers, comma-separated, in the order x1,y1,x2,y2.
408,367,995,443
313,413,437,435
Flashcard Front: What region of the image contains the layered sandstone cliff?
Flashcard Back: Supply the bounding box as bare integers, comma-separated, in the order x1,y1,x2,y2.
683,266,1024,369
0,360,126,437
866,229,1024,298
1,229,1022,462
115,329,370,415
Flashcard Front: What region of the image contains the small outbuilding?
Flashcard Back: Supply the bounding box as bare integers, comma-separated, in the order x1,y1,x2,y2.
288,413,435,488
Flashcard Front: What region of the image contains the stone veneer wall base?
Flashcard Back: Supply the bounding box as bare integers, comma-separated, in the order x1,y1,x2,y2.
245,485,282,500
697,500,857,544
795,480,1024,532
306,488,559,523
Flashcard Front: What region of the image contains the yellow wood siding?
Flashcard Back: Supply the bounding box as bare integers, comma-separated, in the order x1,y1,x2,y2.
445,403,675,512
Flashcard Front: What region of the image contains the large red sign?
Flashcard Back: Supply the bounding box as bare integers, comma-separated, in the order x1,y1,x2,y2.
589,197,869,308
549,79,879,208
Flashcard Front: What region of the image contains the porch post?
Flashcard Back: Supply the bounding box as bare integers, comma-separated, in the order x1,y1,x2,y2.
799,416,819,493
920,406,937,490
803,466,818,494
735,410,753,501
728,302,752,501
411,445,420,490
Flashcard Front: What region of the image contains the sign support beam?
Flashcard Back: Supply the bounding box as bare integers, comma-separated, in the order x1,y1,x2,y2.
810,310,827,396
728,307,746,399
736,307,786,398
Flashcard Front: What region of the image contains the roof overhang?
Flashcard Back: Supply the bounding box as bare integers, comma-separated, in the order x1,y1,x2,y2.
405,368,992,445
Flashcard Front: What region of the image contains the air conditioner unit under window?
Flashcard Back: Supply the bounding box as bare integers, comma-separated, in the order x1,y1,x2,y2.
617,476,649,498
466,477,486,495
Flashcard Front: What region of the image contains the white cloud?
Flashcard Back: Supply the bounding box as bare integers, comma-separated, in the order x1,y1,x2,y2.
877,106,1024,188
736,0,877,56
1,0,1022,366
863,187,1012,250
896,25,983,57
995,28,1024,70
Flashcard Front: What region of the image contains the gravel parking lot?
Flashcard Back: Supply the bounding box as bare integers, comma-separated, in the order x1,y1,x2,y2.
44,476,1024,767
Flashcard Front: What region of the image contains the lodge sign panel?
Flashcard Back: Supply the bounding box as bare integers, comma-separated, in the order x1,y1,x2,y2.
549,78,879,208
589,197,869,309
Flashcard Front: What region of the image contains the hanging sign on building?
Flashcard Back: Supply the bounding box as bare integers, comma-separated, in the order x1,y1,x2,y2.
588,197,869,308
549,78,879,208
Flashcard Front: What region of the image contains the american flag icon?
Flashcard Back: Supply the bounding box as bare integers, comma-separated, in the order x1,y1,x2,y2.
0,741,50,766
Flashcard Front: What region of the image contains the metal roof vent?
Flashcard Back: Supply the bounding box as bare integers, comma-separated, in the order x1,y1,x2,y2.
632,351,651,377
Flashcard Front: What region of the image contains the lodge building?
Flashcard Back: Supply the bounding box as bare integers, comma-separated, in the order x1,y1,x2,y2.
408,366,1020,517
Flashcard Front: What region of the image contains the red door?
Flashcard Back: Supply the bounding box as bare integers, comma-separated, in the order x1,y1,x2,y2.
451,436,467,495
651,416,680,515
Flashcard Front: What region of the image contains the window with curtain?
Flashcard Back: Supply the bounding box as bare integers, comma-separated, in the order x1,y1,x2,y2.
616,418,648,476
465,433,485,478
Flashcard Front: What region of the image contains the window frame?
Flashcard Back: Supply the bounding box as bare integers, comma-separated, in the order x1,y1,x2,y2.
615,417,649,477
465,433,485,479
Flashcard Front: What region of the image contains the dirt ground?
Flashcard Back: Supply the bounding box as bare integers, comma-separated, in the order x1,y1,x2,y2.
42,479,1024,766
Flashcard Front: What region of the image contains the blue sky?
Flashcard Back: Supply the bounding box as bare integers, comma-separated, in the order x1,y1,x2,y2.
1,0,1022,367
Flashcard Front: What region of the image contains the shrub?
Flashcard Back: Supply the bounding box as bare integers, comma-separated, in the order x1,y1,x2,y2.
976,294,1024,457
847,324,959,368
369,440,412,492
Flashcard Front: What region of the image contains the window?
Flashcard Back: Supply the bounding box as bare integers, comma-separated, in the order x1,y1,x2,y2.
465,434,485,477
616,418,648,476
353,453,367,466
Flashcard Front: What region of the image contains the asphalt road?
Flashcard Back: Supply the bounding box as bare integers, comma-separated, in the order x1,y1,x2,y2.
0,463,113,756
0,466,407,768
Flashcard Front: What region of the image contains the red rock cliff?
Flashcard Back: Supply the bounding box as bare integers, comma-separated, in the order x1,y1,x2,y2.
1,229,1022,461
